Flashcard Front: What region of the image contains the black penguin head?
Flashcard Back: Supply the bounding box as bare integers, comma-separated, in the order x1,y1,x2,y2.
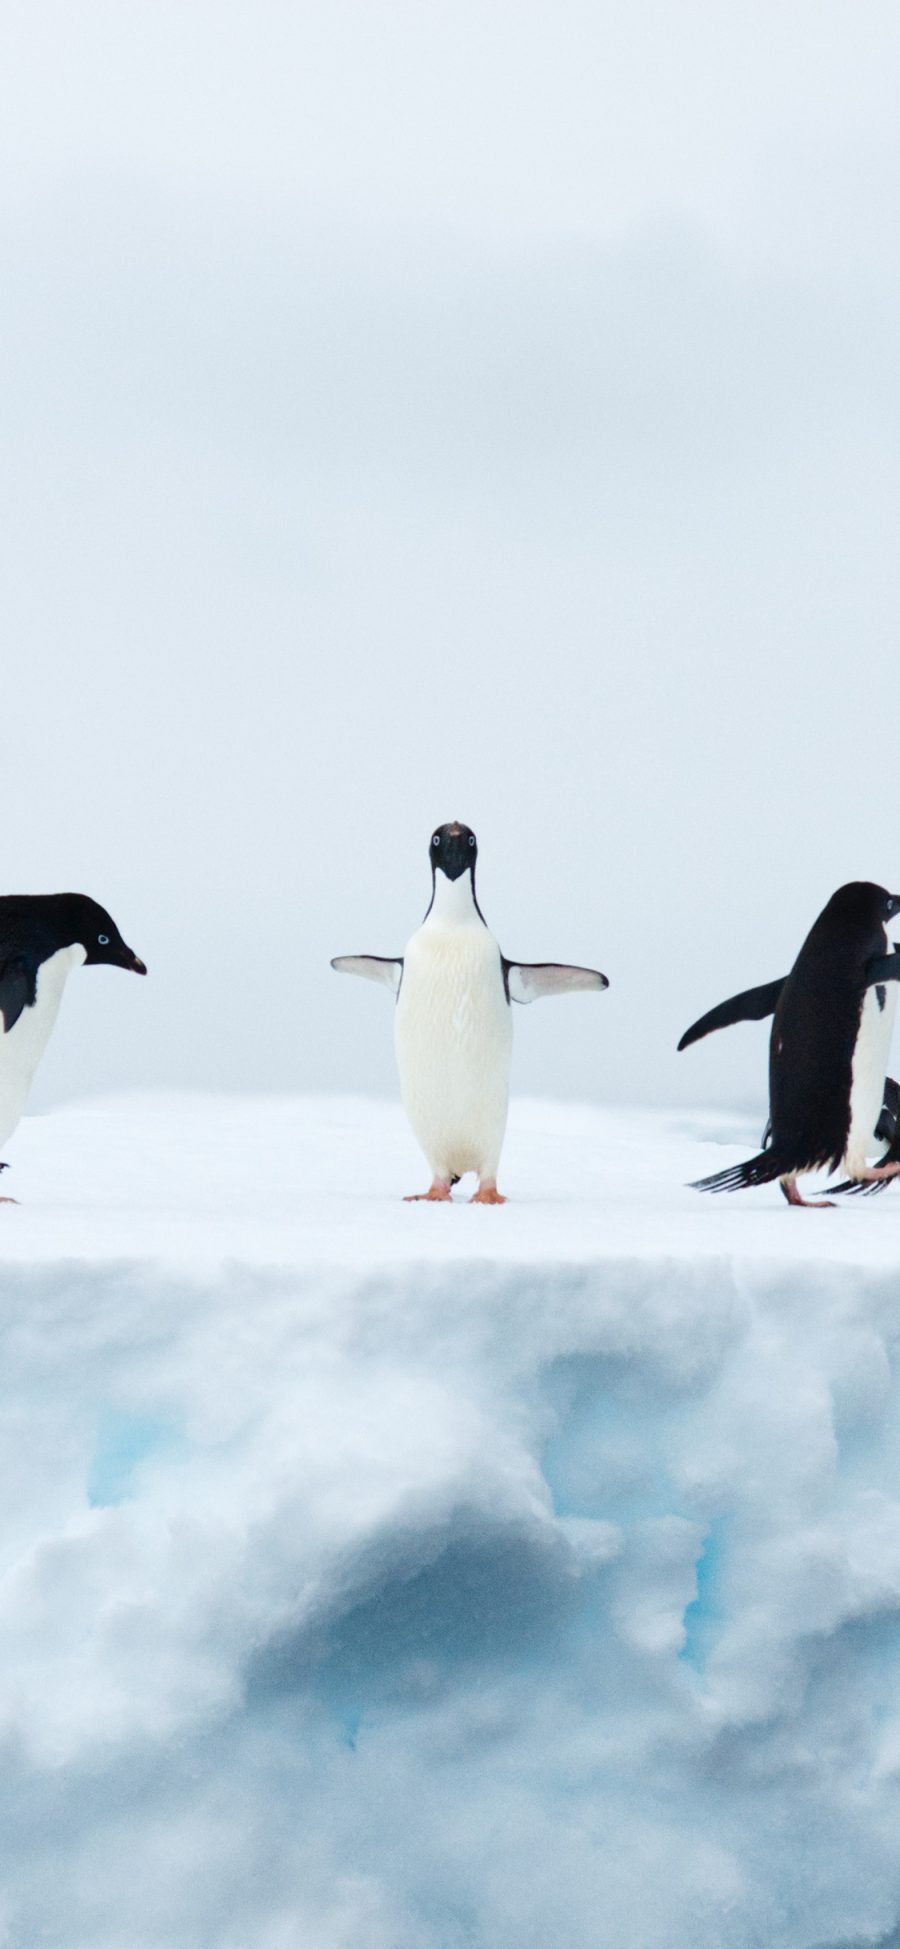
822,882,900,948
429,822,477,883
52,894,147,973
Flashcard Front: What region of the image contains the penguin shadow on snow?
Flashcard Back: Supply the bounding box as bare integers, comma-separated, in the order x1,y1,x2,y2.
679,882,900,1210
332,821,608,1206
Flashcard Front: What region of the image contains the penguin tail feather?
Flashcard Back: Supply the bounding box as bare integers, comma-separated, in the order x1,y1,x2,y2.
689,1148,788,1194
828,1173,894,1199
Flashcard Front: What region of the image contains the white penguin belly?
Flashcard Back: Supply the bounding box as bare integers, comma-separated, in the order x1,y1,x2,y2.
844,981,897,1174
0,945,85,1150
394,925,513,1180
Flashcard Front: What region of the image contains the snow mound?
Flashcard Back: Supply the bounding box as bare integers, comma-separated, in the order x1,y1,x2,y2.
1,1093,900,1948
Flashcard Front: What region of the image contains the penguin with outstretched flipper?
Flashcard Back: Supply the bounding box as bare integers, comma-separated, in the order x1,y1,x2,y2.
679,882,900,1206
332,822,608,1203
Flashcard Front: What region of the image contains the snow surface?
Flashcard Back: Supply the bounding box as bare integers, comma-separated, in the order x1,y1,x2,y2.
3,1092,900,1948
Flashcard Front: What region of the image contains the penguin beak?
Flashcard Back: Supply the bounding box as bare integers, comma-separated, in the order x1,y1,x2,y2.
128,952,148,975
437,829,473,881
888,897,900,919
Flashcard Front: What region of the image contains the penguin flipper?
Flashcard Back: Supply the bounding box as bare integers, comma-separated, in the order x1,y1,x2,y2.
330,955,403,995
874,1076,900,1146
503,960,608,1004
678,977,786,1052
866,951,900,986
0,953,39,1034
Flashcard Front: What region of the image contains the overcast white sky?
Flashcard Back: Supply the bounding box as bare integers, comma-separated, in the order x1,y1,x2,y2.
2,1,899,1114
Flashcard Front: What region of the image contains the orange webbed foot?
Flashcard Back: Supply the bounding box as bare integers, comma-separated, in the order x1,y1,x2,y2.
403,1179,453,1203
470,1183,507,1205
780,1178,835,1208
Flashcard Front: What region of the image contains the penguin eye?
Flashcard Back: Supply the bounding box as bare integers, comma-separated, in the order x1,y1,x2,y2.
432,834,441,848
98,934,109,945
468,835,475,847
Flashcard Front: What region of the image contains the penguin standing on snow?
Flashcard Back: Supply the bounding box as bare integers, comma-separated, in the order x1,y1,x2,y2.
678,881,900,1206
829,1074,900,1197
332,822,608,1202
0,893,146,1199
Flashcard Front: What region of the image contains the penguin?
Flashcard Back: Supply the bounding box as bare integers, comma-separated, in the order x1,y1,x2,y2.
332,821,608,1202
830,1075,900,1196
0,893,146,1199
677,882,900,1206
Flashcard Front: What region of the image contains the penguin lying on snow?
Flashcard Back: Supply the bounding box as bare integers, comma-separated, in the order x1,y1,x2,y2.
332,822,608,1202
0,894,146,1200
678,882,900,1206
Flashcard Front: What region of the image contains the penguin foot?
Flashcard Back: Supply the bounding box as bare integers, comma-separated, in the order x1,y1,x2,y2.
780,1177,835,1208
470,1183,507,1205
403,1179,453,1203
